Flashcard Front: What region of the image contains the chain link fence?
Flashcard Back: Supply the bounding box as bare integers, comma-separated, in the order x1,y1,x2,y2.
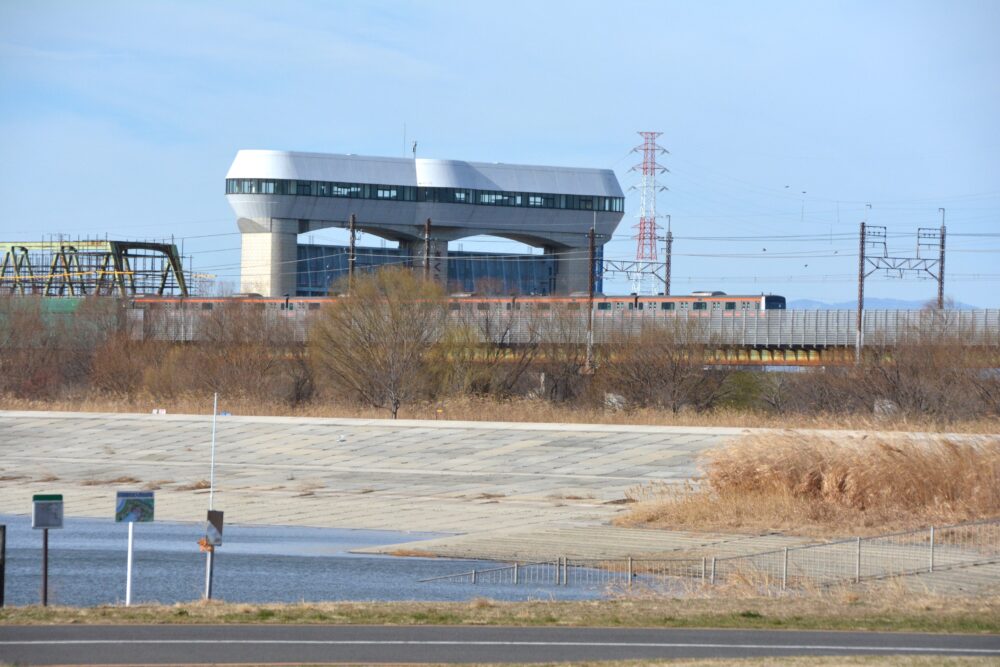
420,518,1000,593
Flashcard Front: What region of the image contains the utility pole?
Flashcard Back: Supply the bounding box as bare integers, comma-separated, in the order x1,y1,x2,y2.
348,214,357,290
937,208,946,309
585,224,596,373
664,214,672,296
423,218,432,280
856,221,866,364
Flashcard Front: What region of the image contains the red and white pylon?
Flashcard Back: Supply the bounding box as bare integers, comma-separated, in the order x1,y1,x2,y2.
630,131,669,292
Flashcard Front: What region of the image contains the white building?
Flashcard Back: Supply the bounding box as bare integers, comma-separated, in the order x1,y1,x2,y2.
226,150,625,296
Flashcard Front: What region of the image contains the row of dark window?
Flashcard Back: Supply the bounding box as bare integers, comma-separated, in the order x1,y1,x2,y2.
450,300,759,312
225,178,625,213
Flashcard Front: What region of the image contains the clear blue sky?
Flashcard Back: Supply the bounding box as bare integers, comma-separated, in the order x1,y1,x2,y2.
2,0,998,305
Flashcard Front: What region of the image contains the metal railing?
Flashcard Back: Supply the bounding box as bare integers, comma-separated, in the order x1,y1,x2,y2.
420,518,1000,592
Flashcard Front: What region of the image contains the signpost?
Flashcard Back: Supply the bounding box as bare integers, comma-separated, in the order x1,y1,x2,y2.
202,392,223,600
0,523,5,608
199,510,224,599
115,491,154,606
32,494,64,606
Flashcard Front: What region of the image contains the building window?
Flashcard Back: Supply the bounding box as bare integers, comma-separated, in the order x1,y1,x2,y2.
228,178,621,215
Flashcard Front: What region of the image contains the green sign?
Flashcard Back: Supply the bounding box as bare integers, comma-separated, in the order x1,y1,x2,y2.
32,494,64,529
115,491,154,523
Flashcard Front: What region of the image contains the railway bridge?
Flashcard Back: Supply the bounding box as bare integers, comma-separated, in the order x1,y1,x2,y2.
129,305,1000,366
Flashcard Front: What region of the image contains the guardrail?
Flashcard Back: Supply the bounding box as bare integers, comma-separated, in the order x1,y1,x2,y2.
420,517,1000,592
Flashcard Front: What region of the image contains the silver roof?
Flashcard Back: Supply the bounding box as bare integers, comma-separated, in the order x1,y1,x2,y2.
226,150,624,197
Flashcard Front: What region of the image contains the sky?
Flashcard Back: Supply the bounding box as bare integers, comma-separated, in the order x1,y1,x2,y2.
1,0,998,305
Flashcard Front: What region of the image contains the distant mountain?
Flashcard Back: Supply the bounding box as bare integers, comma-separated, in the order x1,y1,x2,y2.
788,297,979,310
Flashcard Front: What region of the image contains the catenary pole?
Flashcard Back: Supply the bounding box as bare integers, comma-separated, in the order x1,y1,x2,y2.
938,208,946,309
348,214,357,290
856,220,866,364
423,218,432,280
585,217,596,373
664,214,672,296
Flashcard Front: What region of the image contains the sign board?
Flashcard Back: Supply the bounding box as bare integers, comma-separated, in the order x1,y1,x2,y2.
115,491,154,523
205,510,224,546
32,494,64,529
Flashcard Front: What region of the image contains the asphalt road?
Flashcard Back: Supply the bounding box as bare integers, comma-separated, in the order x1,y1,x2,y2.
1,625,998,664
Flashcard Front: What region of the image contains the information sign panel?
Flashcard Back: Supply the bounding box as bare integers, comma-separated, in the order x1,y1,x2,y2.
32,494,64,529
115,491,155,523
206,510,224,546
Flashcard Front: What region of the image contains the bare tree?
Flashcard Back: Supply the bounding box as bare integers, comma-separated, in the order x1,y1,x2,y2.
309,267,447,418
441,300,541,398
597,318,728,413
526,305,588,402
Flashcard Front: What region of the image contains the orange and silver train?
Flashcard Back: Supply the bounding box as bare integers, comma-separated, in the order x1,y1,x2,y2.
131,290,786,314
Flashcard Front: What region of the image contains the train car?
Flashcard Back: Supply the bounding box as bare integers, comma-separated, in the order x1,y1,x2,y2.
130,291,786,314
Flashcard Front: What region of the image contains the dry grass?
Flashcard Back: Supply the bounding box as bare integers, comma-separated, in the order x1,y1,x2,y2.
1,590,997,635
3,394,1000,433
0,588,1000,634
79,475,141,486
618,433,1000,536
175,479,211,491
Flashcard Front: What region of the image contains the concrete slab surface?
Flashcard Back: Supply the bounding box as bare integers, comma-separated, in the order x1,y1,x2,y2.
0,410,736,535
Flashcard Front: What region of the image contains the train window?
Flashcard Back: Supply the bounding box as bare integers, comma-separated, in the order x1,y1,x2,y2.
308,302,321,310
477,303,490,311
597,302,611,311
660,302,674,310
566,302,580,310
537,303,551,310
201,302,213,310
711,301,721,309
627,302,634,310
449,303,461,311
693,302,707,311
637,302,644,310
725,302,736,310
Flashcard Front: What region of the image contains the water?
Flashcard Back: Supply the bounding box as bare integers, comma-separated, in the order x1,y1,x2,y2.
0,515,601,606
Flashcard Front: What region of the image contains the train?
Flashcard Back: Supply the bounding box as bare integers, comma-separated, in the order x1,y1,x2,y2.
129,291,787,314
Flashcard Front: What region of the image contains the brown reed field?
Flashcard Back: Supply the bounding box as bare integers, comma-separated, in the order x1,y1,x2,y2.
618,433,1000,536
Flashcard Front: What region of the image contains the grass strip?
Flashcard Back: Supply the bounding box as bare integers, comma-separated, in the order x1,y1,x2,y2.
2,596,999,634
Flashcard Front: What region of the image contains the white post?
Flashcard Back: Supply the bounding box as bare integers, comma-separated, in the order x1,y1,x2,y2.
782,547,788,591
929,526,935,573
125,521,134,606
205,392,218,600
204,550,214,599
855,537,862,583
209,392,218,510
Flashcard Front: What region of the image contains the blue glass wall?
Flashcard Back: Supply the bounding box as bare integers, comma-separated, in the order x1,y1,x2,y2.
296,244,590,297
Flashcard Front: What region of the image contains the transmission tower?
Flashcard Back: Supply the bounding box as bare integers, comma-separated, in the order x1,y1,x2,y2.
630,131,668,292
